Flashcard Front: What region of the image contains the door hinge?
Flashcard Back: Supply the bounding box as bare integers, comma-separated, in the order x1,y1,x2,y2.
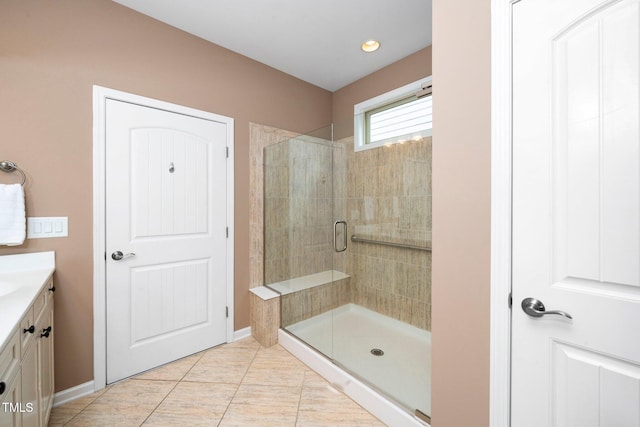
226,146,229,158
226,306,229,318
508,292,513,309
104,252,107,261
226,227,229,238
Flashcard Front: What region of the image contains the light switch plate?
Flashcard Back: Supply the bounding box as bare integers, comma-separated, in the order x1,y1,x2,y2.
27,217,68,239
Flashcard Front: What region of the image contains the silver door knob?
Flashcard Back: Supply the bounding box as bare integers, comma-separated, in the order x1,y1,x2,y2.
111,251,136,261
521,297,572,319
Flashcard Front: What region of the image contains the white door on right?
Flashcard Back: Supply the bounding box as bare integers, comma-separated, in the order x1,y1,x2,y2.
512,0,640,426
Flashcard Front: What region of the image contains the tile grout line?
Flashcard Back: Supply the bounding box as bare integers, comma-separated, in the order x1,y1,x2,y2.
216,343,262,426
293,369,309,426
132,349,209,426
59,386,110,426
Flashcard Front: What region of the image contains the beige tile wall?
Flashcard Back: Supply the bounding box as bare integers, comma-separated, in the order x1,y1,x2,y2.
338,136,432,330
249,123,299,288
253,124,432,332
263,136,338,284
280,278,351,327
249,292,280,347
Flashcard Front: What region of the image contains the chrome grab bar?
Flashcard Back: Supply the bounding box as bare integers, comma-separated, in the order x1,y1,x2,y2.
334,220,347,252
350,235,432,252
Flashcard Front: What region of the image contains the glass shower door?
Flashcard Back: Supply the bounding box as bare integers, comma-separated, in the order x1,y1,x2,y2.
264,125,340,359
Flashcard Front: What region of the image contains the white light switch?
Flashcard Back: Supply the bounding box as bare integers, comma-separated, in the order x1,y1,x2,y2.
27,217,68,239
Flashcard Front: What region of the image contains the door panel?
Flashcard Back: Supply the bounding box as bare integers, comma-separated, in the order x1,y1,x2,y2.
131,259,209,343
512,0,640,425
552,343,640,426
131,129,210,238
106,99,228,383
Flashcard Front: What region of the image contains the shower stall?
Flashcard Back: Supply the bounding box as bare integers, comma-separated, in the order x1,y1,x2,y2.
263,122,432,422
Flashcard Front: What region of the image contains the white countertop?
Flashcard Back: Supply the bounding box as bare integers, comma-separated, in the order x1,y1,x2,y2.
0,251,55,351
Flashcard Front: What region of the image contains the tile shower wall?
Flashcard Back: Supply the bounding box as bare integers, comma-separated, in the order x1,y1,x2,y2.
249,124,299,288
253,124,431,332
338,136,432,331
280,278,351,327
263,137,336,284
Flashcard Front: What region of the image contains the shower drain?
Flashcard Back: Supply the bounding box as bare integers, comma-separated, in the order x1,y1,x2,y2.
370,348,384,356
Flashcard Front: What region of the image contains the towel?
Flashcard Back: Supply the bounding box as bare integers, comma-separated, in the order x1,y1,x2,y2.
0,184,26,246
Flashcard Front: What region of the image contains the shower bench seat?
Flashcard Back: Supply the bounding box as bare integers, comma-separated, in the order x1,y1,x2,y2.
266,270,349,295
249,270,351,347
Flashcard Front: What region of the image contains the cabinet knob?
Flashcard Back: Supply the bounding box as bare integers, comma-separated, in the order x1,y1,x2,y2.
0,381,5,395
41,326,52,338
23,325,35,334
48,285,56,293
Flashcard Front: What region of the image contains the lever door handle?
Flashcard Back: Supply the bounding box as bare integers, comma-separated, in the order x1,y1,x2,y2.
521,297,572,319
111,251,136,261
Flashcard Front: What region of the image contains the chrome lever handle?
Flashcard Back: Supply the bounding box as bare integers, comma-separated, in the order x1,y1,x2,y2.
521,297,572,319
111,251,136,261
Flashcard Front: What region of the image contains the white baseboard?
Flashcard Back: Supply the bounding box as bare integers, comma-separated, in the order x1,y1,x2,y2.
234,326,251,341
53,380,96,407
278,329,429,427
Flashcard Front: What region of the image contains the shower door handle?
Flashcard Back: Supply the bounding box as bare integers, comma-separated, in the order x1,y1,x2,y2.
334,220,347,252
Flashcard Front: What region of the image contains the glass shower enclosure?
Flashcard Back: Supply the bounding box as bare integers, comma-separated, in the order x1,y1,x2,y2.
264,122,432,421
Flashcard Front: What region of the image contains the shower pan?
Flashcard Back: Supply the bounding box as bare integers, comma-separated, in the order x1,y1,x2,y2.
264,122,432,423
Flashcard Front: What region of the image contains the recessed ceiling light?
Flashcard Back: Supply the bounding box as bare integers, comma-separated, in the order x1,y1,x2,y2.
361,39,380,53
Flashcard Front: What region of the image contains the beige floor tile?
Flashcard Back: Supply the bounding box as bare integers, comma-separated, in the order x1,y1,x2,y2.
134,351,204,381
47,407,82,427
96,379,176,403
64,408,153,426
47,337,386,427
224,336,262,350
297,371,383,426
142,381,237,426
65,380,176,426
48,388,109,425
183,356,251,384
219,402,298,427
182,338,260,384
242,345,306,387
232,383,302,407
296,412,387,427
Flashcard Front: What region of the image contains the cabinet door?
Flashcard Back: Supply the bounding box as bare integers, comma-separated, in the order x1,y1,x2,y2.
20,347,37,427
0,374,22,427
37,302,53,427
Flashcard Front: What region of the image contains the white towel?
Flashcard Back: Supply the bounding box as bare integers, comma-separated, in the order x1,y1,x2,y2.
0,184,26,246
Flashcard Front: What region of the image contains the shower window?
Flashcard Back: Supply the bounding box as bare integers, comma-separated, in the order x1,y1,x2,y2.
354,77,432,151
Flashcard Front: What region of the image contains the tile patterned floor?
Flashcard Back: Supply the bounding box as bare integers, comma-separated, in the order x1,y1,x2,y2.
48,337,386,426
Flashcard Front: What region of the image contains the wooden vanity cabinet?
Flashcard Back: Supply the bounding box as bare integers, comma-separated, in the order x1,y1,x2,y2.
0,278,54,427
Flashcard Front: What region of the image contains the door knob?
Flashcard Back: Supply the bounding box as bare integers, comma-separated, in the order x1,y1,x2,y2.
521,297,572,319
111,251,136,261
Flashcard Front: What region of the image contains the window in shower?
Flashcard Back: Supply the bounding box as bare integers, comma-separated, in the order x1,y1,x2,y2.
354,76,432,151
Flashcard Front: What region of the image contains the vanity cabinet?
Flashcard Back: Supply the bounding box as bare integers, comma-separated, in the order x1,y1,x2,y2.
0,277,54,427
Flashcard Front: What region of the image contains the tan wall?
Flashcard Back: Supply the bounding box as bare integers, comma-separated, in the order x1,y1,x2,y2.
431,0,492,425
0,0,331,392
332,46,432,139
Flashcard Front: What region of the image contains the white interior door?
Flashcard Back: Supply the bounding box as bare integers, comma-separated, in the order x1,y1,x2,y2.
105,99,229,383
512,0,640,426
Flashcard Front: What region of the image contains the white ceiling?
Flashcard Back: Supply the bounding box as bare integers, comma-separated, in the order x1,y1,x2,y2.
112,0,432,92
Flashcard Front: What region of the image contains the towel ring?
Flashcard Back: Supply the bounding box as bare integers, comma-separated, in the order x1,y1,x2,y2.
0,160,26,186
